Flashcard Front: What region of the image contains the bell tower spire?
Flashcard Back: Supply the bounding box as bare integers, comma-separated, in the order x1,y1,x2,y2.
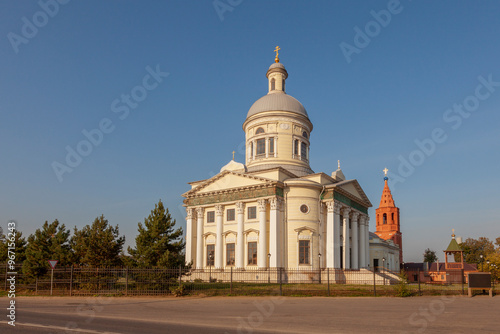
375,168,403,263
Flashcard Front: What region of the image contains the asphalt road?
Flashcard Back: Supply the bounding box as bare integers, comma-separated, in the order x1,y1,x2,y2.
0,295,498,333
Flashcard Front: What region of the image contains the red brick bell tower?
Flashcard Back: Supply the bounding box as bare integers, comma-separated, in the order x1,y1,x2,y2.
375,168,403,263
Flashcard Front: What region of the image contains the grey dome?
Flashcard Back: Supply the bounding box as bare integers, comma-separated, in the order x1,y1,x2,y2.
268,63,286,70
247,92,308,118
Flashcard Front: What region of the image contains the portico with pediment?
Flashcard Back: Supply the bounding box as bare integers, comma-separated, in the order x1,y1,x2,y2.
182,50,373,270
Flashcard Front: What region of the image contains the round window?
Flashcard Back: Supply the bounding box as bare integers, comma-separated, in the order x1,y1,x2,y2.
300,204,309,214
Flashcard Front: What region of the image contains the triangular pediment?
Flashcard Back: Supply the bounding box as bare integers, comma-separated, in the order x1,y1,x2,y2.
333,179,372,208
183,170,275,197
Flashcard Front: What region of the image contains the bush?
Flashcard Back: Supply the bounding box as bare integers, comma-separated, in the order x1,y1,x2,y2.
395,270,413,297
169,285,186,297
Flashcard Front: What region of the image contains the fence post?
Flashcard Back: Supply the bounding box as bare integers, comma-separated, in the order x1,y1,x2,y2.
373,268,376,297
179,265,182,287
327,268,330,296
125,267,129,296
50,268,54,296
418,268,421,296
230,267,233,295
36,277,38,295
461,268,465,295
279,267,282,296
69,265,73,297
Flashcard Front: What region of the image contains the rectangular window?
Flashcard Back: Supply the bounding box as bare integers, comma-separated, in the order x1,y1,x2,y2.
247,206,257,219
299,240,310,264
226,209,235,221
207,211,215,223
226,243,235,266
207,244,215,266
248,242,257,265
269,138,274,154
294,139,298,155
256,138,265,155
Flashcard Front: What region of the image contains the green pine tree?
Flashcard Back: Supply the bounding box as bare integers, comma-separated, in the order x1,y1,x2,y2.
71,215,125,267
22,220,72,280
0,228,27,263
128,200,185,268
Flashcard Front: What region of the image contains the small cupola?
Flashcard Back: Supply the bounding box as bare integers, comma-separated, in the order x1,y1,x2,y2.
266,46,288,94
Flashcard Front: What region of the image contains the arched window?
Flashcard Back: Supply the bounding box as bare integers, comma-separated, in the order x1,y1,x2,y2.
282,79,285,92
302,131,308,139
391,213,394,222
256,127,265,135
271,78,275,91
383,213,387,224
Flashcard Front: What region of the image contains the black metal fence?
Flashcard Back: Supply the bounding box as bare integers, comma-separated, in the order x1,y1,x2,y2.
2,263,497,297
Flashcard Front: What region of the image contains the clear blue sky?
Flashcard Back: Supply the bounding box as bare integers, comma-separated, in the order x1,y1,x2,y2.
1,0,499,262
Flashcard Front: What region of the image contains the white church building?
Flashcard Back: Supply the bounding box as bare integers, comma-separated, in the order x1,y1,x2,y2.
183,50,399,272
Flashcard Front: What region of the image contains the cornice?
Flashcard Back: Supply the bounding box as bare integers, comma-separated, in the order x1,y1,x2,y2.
243,113,313,132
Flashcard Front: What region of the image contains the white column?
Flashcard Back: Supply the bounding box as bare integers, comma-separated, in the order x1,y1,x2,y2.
252,140,256,160
342,208,351,269
269,198,279,268
186,208,193,265
265,138,269,158
247,142,251,163
319,203,325,268
359,215,366,269
351,212,359,270
365,216,370,269
274,136,277,157
258,199,267,268
215,204,223,269
326,201,334,268
196,207,204,269
334,202,341,268
236,202,245,269
278,197,284,267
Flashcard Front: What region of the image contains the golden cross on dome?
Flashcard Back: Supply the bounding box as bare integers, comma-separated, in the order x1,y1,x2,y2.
232,151,235,160
452,228,455,238
383,168,389,176
274,46,280,63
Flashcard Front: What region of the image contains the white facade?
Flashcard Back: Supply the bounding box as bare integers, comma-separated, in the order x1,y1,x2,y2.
183,58,374,270
369,232,400,272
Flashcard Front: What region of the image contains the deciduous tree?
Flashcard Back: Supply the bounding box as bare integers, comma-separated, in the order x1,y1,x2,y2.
459,237,495,265
423,248,437,263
